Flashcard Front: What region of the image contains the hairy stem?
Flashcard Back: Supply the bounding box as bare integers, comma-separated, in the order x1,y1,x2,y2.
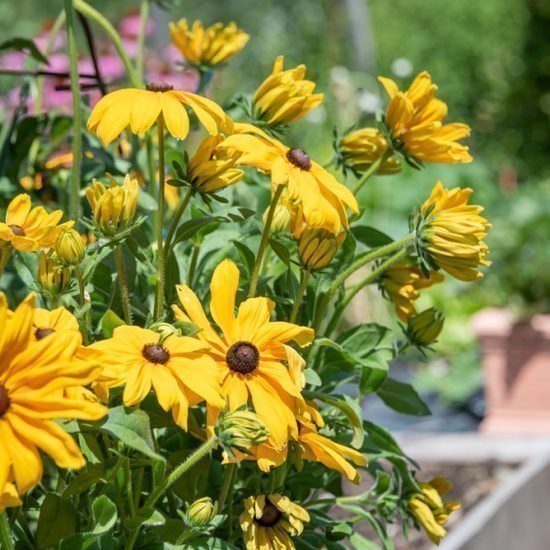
154,119,166,320
164,186,193,253
114,245,132,324
352,148,392,195
290,270,310,324
0,512,14,550
75,265,89,344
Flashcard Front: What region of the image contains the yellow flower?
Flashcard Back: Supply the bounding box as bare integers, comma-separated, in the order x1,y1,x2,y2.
379,71,472,165
419,182,491,281
165,182,180,212
55,227,86,266
0,294,106,496
253,56,324,126
409,476,461,545
170,19,249,67
38,251,71,295
188,135,244,193
87,83,233,146
89,326,224,430
298,229,346,272
381,263,444,322
85,174,139,236
220,124,358,234
408,308,444,347
240,494,309,550
339,128,401,175
173,259,314,450
0,194,72,252
0,482,21,511
32,306,80,344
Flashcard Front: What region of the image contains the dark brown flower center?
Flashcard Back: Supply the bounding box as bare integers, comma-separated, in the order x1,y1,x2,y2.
0,386,10,417
146,81,174,93
286,148,311,171
142,344,170,364
9,224,25,236
226,341,259,374
35,327,55,340
256,501,282,528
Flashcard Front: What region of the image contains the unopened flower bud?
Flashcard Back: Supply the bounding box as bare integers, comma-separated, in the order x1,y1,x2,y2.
186,497,218,527
265,203,292,233
55,227,85,266
216,408,269,451
38,251,71,294
298,229,345,272
149,321,181,343
408,308,444,347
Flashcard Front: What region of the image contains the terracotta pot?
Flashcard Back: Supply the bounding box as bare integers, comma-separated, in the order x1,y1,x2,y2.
472,308,550,434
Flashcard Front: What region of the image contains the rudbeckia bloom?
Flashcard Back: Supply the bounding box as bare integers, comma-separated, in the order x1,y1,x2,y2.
89,326,224,429
173,259,314,450
418,182,491,281
339,127,401,175
408,476,461,545
169,19,249,67
379,71,472,165
253,56,324,126
381,263,444,321
188,135,244,193
87,82,233,146
85,174,139,236
0,194,72,252
240,494,310,550
219,125,358,234
0,294,106,496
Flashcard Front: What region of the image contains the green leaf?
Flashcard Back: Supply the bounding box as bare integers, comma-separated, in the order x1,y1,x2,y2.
315,394,364,449
92,495,118,534
362,420,406,457
58,533,115,550
350,533,381,550
0,37,48,64
99,406,165,462
36,494,77,548
174,321,202,337
233,240,255,275
100,309,125,338
351,225,394,248
63,465,105,498
268,237,291,265
174,216,224,244
304,367,322,387
125,508,166,530
376,378,431,416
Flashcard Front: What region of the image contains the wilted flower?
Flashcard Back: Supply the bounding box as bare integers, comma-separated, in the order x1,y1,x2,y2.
55,227,86,266
170,19,249,67
407,308,444,347
253,56,324,126
217,407,269,451
186,497,218,527
38,251,71,295
298,229,346,272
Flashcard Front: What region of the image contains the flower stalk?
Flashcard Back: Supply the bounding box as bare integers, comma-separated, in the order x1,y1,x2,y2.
164,187,193,253
352,148,392,195
136,0,150,82
290,270,310,323
154,118,166,320
0,512,14,550
0,247,11,278
114,245,132,324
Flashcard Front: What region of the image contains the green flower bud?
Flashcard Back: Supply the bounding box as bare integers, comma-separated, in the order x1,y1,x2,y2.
298,229,345,272
216,407,269,451
38,251,71,294
186,497,217,527
407,308,444,347
55,228,85,266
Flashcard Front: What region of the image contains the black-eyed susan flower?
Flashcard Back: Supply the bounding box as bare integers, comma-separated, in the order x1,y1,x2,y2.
253,56,324,126
239,494,310,550
89,326,224,430
38,251,71,296
381,263,444,321
416,182,491,281
219,124,358,234
32,306,80,344
169,19,249,67
172,259,314,450
0,194,72,252
298,229,346,272
407,308,444,347
87,83,233,146
85,174,139,237
338,127,401,175
188,135,244,193
408,476,461,545
0,294,107,496
379,71,472,165
55,227,86,266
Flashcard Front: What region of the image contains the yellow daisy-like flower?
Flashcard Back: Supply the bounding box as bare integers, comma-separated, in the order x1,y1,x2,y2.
89,326,224,430
87,83,233,146
0,194,72,252
55,227,86,266
173,259,314,450
339,127,401,175
409,476,461,545
0,294,106,496
240,494,310,550
169,19,249,67
379,71,472,164
381,263,444,322
253,56,324,126
188,135,244,193
219,125,358,234
419,182,491,281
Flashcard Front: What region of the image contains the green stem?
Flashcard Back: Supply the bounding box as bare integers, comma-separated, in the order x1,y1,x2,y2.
0,511,14,550
324,248,409,337
136,0,150,82
75,265,89,344
35,11,65,115
73,0,140,87
312,234,414,333
352,148,392,195
114,245,132,324
290,270,310,324
217,463,237,512
64,0,83,222
0,247,11,279
188,242,200,286
154,119,166,320
248,185,284,298
164,186,193,253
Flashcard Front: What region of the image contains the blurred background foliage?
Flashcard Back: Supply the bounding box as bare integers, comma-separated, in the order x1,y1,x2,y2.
1,0,549,407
